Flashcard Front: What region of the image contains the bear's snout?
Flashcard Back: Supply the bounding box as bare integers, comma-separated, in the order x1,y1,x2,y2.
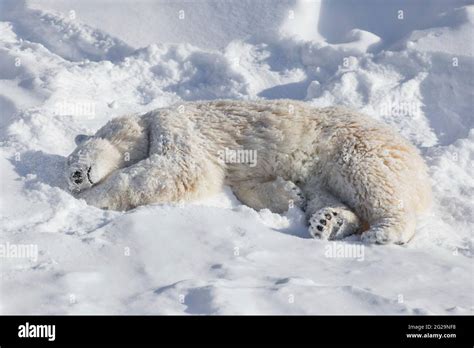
72,170,83,184
68,166,94,193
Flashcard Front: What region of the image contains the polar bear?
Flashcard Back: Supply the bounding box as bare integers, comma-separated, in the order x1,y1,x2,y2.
66,100,431,244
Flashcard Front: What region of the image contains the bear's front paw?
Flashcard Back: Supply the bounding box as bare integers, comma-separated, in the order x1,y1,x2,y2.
76,185,114,210
309,207,360,240
274,177,306,210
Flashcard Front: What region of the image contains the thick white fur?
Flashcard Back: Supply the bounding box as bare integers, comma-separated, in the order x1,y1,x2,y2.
66,100,432,244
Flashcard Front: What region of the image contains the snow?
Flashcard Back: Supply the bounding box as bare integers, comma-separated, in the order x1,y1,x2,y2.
0,0,473,314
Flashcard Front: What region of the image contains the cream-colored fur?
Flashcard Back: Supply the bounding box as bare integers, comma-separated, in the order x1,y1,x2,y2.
66,100,432,244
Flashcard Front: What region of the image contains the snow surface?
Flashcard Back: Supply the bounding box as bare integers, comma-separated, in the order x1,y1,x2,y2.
0,0,473,314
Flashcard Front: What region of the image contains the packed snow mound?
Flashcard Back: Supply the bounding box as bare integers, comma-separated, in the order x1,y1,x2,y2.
26,0,302,50
0,0,473,314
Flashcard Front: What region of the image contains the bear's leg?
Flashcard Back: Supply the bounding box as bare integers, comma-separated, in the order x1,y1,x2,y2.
306,191,362,240
231,177,306,213
77,152,224,210
325,140,423,244
361,211,417,244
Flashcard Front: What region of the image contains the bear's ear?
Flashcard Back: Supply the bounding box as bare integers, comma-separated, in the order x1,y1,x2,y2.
75,134,91,145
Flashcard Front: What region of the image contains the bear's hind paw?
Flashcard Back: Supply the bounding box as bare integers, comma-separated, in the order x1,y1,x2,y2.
309,207,361,240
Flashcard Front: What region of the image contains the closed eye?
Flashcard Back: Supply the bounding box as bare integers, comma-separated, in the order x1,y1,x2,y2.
86,166,94,184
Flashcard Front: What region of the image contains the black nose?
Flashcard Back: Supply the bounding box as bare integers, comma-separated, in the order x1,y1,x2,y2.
72,171,83,184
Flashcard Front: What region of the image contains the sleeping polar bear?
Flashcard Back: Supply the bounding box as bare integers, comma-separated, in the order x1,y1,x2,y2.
66,100,431,244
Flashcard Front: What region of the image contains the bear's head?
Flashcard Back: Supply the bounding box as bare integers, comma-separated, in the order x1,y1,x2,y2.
66,134,122,193
66,115,149,193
